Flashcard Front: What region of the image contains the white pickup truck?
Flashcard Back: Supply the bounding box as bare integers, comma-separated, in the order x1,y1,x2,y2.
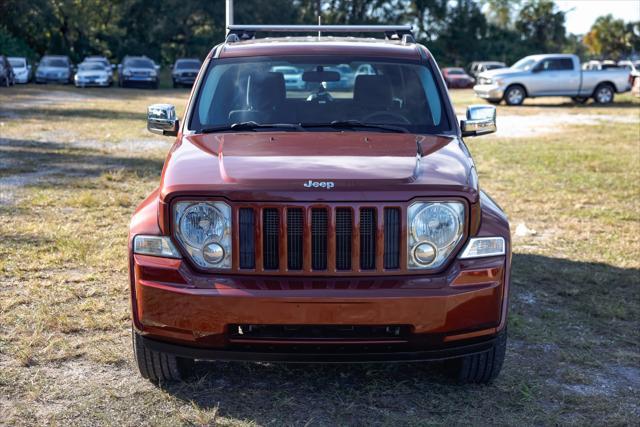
473,54,632,105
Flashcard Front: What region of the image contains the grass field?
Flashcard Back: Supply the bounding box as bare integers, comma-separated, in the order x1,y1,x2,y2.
1,85,639,426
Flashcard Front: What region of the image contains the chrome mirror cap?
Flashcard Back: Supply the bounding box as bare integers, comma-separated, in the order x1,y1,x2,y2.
460,104,497,137
147,104,179,136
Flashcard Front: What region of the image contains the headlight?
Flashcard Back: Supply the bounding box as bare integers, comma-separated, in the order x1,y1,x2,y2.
123,70,132,76
174,201,231,269
408,202,464,269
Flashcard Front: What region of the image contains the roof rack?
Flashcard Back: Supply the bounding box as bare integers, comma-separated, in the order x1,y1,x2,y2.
226,25,415,43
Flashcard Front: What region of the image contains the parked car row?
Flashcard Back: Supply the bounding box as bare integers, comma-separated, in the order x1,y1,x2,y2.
0,54,202,89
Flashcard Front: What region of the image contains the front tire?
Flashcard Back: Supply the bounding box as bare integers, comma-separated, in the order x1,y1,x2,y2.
593,83,615,104
504,85,525,106
447,329,507,383
132,328,194,382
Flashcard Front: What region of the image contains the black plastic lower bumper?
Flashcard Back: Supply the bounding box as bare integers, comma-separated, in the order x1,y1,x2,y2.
140,334,497,363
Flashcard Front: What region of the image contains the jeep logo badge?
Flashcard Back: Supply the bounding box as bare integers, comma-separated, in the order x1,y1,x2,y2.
304,180,335,189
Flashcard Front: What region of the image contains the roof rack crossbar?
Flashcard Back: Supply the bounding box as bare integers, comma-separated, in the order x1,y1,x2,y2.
226,25,414,42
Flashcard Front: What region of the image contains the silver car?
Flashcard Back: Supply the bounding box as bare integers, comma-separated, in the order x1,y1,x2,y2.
474,54,631,105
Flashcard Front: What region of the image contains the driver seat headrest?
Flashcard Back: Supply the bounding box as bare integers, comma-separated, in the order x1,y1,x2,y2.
247,72,286,111
353,75,392,107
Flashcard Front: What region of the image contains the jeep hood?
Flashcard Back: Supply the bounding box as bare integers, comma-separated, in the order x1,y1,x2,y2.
160,132,477,202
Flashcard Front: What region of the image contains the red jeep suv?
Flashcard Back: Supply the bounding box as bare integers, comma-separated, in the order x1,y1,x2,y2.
129,25,510,384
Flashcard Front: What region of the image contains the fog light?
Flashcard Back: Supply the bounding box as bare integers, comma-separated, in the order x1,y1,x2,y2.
413,242,437,265
202,242,224,264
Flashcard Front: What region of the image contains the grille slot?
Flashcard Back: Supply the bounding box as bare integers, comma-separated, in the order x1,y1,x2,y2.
311,208,328,270
360,208,377,270
384,208,401,269
239,208,255,269
335,208,352,270
263,208,280,270
287,208,303,270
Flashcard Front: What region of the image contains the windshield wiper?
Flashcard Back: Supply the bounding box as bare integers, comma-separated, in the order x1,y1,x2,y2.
299,120,409,133
200,121,303,133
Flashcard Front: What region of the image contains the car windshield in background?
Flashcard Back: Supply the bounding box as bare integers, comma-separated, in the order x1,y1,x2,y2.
191,56,448,134
42,59,68,68
511,58,536,71
87,59,110,67
447,69,465,75
177,60,201,69
79,63,105,71
126,59,154,68
9,58,26,68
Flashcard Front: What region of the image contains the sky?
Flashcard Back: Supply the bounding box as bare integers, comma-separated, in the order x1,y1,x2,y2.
555,0,640,34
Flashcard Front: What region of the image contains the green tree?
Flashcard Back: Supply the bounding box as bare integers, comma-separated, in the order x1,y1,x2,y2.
515,0,566,53
583,14,637,60
484,0,521,29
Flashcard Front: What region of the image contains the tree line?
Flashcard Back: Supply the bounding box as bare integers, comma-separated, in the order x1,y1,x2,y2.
1,0,638,67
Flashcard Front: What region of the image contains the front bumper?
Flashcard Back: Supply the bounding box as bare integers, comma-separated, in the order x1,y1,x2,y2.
123,76,157,84
75,79,109,87
35,76,69,83
139,331,498,363
473,84,504,100
131,253,509,359
15,73,29,84
173,75,196,84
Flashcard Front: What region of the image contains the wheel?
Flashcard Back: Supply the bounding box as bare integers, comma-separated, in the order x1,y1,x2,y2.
172,80,178,88
504,85,525,106
593,84,615,104
152,81,159,90
132,328,194,382
446,328,507,383
571,96,589,104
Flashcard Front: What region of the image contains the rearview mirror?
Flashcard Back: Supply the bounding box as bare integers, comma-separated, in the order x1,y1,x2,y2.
148,104,179,137
302,70,340,82
460,105,496,137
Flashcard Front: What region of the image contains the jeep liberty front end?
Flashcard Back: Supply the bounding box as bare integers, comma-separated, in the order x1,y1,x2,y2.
129,25,510,384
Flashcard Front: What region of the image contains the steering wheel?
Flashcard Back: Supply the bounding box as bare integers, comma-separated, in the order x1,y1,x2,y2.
362,111,411,124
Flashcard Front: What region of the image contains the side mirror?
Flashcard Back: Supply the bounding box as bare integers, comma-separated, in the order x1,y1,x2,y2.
460,105,496,137
148,104,179,137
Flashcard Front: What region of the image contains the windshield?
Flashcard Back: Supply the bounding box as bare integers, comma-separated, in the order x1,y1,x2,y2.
447,68,465,75
79,63,105,71
86,58,109,67
191,56,448,134
486,64,504,70
42,58,68,68
511,57,536,71
126,59,154,68
176,60,201,69
9,58,26,68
